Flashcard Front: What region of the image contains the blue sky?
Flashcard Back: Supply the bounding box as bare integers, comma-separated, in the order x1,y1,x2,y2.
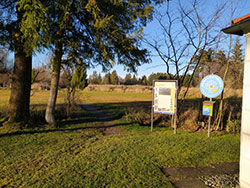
10,0,250,78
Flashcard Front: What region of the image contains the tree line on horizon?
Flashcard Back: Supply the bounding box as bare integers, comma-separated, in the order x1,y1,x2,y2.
88,71,194,87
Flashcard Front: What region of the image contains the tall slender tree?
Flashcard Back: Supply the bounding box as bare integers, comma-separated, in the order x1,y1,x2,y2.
103,73,111,84
229,37,244,88
63,58,88,118
111,70,119,85
124,73,132,85
141,75,147,85
91,71,99,84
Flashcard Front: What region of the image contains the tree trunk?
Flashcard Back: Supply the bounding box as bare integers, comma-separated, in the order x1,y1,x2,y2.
7,50,32,125
7,39,32,125
6,4,32,126
45,42,63,126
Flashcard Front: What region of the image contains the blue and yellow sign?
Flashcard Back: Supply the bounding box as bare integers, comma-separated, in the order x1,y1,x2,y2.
203,105,213,116
202,101,215,117
200,75,224,98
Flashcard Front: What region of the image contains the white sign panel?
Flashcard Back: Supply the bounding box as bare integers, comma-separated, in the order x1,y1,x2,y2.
153,81,177,115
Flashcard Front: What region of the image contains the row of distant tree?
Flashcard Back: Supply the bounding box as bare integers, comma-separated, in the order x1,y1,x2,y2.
88,71,198,87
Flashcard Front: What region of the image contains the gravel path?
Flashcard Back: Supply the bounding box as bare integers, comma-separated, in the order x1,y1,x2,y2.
163,162,239,188
199,174,239,188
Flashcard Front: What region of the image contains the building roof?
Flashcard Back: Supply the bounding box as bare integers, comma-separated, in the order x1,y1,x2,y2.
222,13,250,35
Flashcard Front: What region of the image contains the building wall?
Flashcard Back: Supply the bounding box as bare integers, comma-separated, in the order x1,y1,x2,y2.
240,33,250,188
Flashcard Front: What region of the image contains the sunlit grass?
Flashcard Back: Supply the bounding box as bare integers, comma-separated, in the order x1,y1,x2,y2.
0,89,10,109
0,122,240,187
79,90,152,104
31,90,65,105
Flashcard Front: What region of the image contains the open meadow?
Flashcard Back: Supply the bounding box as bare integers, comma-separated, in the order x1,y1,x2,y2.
0,88,241,187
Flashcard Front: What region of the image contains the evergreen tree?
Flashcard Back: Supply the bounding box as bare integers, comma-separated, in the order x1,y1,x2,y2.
131,75,138,85
141,75,147,85
124,74,132,85
103,73,111,84
71,65,88,90
111,70,119,85
147,73,158,85
91,71,99,84
88,74,93,84
192,49,226,85
230,37,244,88
97,74,102,84
63,61,87,118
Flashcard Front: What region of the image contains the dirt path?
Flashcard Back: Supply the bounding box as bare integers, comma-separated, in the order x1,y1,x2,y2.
80,103,122,136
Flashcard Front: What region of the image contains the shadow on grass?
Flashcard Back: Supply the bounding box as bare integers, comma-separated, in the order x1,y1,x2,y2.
0,98,242,138
58,117,98,128
0,122,131,138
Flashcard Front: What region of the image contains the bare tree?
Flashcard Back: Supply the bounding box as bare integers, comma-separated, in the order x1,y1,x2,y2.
214,0,240,130
144,0,226,97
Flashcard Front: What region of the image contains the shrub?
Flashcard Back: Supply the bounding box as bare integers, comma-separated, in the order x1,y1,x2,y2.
179,108,200,131
123,105,171,127
226,120,241,133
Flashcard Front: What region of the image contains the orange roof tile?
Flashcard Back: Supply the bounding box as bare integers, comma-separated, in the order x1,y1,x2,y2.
231,13,250,25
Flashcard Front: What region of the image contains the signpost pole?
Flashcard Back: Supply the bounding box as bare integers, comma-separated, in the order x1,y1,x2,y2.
151,107,154,132
208,98,212,137
151,82,155,132
174,114,177,134
174,81,178,134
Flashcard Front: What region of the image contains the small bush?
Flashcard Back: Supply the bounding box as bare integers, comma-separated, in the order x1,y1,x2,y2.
179,108,200,131
226,120,241,133
124,110,151,126
123,105,171,127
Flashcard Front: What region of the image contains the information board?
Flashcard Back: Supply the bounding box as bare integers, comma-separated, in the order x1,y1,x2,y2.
200,75,224,98
153,81,177,115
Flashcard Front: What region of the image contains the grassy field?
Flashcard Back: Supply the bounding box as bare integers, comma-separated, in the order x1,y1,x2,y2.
0,89,240,187
79,90,152,104
0,89,65,117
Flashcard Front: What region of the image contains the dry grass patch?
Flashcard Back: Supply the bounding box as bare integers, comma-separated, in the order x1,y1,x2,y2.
84,85,243,99
79,90,152,104
0,89,10,109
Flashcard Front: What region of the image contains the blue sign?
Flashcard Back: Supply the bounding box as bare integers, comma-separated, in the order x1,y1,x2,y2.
203,106,213,116
200,75,224,98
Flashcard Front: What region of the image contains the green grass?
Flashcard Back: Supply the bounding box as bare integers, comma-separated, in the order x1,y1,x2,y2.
0,119,240,187
0,89,241,187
